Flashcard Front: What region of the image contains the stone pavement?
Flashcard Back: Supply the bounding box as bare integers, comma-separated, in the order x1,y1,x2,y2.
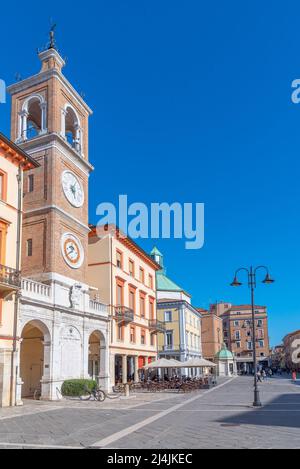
0,376,299,448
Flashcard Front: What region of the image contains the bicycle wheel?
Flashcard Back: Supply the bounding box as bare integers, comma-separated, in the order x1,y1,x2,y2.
80,392,92,401
96,390,106,402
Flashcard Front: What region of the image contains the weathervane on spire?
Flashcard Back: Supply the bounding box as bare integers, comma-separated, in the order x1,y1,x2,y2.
48,21,57,50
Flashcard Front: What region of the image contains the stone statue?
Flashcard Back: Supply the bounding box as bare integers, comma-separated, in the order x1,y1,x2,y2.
70,283,82,309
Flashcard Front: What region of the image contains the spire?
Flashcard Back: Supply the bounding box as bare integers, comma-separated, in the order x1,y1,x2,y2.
48,23,57,50
150,246,164,268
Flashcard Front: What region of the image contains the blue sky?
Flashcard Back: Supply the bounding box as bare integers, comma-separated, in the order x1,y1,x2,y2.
0,1,299,345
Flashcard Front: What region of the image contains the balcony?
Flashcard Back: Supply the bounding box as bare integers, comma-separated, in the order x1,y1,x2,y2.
0,264,21,298
149,319,166,333
89,299,109,316
114,306,134,324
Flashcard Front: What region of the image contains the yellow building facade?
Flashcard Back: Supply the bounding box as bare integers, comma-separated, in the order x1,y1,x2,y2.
0,132,38,407
150,248,202,371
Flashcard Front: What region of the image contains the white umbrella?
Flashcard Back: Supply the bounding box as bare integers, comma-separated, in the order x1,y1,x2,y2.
143,358,184,369
183,357,217,367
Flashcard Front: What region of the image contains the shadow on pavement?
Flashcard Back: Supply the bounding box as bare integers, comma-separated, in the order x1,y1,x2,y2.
217,393,300,429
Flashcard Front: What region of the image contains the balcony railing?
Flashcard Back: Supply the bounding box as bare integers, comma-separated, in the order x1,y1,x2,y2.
149,319,166,333
0,264,21,294
114,306,134,323
89,299,108,316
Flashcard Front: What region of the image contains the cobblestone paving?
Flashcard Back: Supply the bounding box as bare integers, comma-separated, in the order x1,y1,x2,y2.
0,376,299,449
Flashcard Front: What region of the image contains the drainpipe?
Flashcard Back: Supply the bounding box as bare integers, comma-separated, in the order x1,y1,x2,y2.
10,166,22,406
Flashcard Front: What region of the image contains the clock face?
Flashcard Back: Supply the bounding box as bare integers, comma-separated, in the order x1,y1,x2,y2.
61,233,84,269
62,170,84,208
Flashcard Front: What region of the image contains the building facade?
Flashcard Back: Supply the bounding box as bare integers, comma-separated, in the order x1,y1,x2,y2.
211,302,270,373
200,309,223,361
0,133,38,407
88,226,161,387
6,44,110,403
151,247,202,370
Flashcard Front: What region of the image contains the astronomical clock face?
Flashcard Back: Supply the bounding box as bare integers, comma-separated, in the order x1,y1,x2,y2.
61,233,84,269
62,170,84,208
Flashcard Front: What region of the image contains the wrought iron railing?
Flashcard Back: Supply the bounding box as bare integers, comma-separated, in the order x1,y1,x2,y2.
0,264,20,289
148,319,166,333
114,306,134,323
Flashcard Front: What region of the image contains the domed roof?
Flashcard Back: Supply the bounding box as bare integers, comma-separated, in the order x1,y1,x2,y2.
215,343,234,360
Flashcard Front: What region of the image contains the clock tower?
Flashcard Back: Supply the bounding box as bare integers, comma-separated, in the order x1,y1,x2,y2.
8,45,92,285
7,40,111,402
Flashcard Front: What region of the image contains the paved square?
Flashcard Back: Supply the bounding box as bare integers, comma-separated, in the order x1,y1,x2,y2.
0,376,299,449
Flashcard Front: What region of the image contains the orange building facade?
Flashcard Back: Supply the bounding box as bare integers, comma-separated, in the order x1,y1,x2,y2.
88,225,162,387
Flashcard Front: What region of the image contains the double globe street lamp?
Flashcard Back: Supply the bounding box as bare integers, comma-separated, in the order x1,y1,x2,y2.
230,266,274,407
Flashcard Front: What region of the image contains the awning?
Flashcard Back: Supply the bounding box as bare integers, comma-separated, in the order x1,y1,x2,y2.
143,358,183,369
183,357,217,367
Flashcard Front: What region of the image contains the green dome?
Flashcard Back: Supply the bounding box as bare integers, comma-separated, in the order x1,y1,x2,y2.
215,343,234,360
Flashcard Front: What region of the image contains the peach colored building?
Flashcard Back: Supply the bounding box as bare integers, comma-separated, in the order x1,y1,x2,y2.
200,309,223,361
211,302,270,373
88,225,162,387
0,132,38,407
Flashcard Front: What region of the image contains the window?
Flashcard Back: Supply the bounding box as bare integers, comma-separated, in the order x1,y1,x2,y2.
129,259,134,277
0,171,6,201
140,294,145,318
257,329,264,338
116,281,123,306
258,340,264,348
247,341,253,350
139,267,145,283
116,250,123,269
28,174,34,193
129,287,135,313
141,329,146,345
234,320,239,327
27,239,33,257
117,324,123,341
149,274,153,289
224,331,228,338
235,331,241,340
149,299,154,320
165,311,172,322
165,331,173,349
130,326,136,343
236,341,241,349
257,319,263,327
150,333,155,346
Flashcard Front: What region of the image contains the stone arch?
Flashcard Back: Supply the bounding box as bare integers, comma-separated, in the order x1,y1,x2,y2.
19,94,47,141
19,319,51,399
61,103,82,154
88,330,107,387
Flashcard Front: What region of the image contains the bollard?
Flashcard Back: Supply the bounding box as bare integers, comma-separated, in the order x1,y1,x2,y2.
125,383,130,397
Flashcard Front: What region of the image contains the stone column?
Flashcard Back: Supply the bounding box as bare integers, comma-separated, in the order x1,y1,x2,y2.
40,102,47,134
109,353,115,389
134,356,139,382
122,354,127,384
98,340,110,392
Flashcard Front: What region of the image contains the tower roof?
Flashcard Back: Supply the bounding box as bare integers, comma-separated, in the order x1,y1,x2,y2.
150,246,163,257
215,343,234,360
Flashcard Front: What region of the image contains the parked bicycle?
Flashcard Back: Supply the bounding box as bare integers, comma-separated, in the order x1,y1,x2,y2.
80,385,106,402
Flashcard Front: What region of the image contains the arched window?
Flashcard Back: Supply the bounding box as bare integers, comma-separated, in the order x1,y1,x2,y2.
18,95,47,142
61,104,82,155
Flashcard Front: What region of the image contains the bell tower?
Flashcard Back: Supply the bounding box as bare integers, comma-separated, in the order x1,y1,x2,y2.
8,40,93,286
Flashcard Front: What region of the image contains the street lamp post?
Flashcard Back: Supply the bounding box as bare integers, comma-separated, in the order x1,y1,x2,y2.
230,266,274,407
